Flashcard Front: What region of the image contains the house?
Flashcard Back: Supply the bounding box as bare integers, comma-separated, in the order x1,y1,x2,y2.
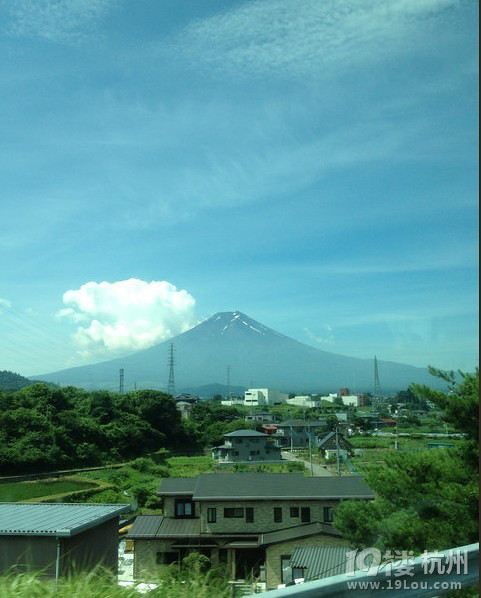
271,420,327,449
126,472,375,589
317,431,353,460
0,502,130,579
211,430,282,463
244,412,278,423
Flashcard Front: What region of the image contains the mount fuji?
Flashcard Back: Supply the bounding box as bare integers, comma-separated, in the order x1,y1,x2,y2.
34,311,443,393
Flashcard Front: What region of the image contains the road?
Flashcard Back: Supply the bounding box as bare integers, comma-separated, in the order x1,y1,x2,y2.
281,451,335,477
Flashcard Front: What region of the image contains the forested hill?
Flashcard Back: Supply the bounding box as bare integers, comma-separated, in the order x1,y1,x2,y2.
0,370,48,391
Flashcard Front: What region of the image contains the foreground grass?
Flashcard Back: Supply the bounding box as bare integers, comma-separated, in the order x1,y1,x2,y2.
0,570,232,598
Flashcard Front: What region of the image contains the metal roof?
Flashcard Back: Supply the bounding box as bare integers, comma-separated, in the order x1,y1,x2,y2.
126,515,201,539
0,503,130,537
259,522,342,546
160,473,374,500
158,478,197,495
224,430,267,437
289,546,352,580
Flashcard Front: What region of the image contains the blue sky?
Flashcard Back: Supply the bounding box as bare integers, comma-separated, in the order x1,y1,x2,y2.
0,0,478,378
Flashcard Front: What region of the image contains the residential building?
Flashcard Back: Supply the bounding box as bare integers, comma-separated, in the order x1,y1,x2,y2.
317,431,353,460
0,503,130,578
126,473,375,589
244,389,288,407
211,430,282,463
244,412,278,423
271,420,327,449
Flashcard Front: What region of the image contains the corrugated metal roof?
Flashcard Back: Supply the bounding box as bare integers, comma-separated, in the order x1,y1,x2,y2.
158,478,197,495
126,515,200,539
179,473,374,500
290,546,352,580
259,522,341,546
0,503,130,537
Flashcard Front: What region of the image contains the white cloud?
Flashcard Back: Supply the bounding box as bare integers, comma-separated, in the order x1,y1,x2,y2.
1,0,115,43
58,278,197,356
304,325,335,346
169,0,459,80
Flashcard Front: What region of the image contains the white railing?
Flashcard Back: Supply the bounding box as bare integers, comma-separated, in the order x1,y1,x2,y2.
245,543,479,598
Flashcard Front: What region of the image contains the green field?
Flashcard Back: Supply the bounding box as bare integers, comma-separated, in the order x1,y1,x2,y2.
0,478,98,502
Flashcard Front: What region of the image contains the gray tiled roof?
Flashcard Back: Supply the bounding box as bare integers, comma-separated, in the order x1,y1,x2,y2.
290,546,353,580
160,473,374,500
126,515,201,539
259,522,342,546
158,478,197,495
0,503,130,537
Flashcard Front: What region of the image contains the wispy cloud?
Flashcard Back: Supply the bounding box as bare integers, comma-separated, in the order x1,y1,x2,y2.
304,325,335,346
168,0,460,80
1,0,116,43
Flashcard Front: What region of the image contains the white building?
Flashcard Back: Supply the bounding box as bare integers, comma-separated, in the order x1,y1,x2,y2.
341,395,361,406
287,395,320,408
221,398,244,406
319,393,338,403
244,388,288,407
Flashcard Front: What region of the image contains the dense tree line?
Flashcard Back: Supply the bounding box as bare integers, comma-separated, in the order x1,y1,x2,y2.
0,384,189,474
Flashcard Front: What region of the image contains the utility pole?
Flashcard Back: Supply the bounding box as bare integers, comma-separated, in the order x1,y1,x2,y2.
167,343,176,397
290,423,293,453
119,368,124,394
335,426,341,476
308,420,314,477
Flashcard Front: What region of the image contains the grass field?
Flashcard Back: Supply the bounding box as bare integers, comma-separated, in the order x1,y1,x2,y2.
0,478,98,502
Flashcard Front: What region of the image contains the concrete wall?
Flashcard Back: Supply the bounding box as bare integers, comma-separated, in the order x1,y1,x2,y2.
265,534,348,589
200,499,339,534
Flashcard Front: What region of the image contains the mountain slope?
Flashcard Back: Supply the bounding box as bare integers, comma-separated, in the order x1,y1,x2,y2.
33,311,444,392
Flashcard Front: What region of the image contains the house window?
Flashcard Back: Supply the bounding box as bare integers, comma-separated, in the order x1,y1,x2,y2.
156,551,179,565
224,508,244,518
292,567,305,581
175,500,194,518
324,507,334,523
274,507,283,523
290,507,299,518
301,507,310,523
207,507,216,523
249,450,257,456
281,555,292,584
246,507,254,523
